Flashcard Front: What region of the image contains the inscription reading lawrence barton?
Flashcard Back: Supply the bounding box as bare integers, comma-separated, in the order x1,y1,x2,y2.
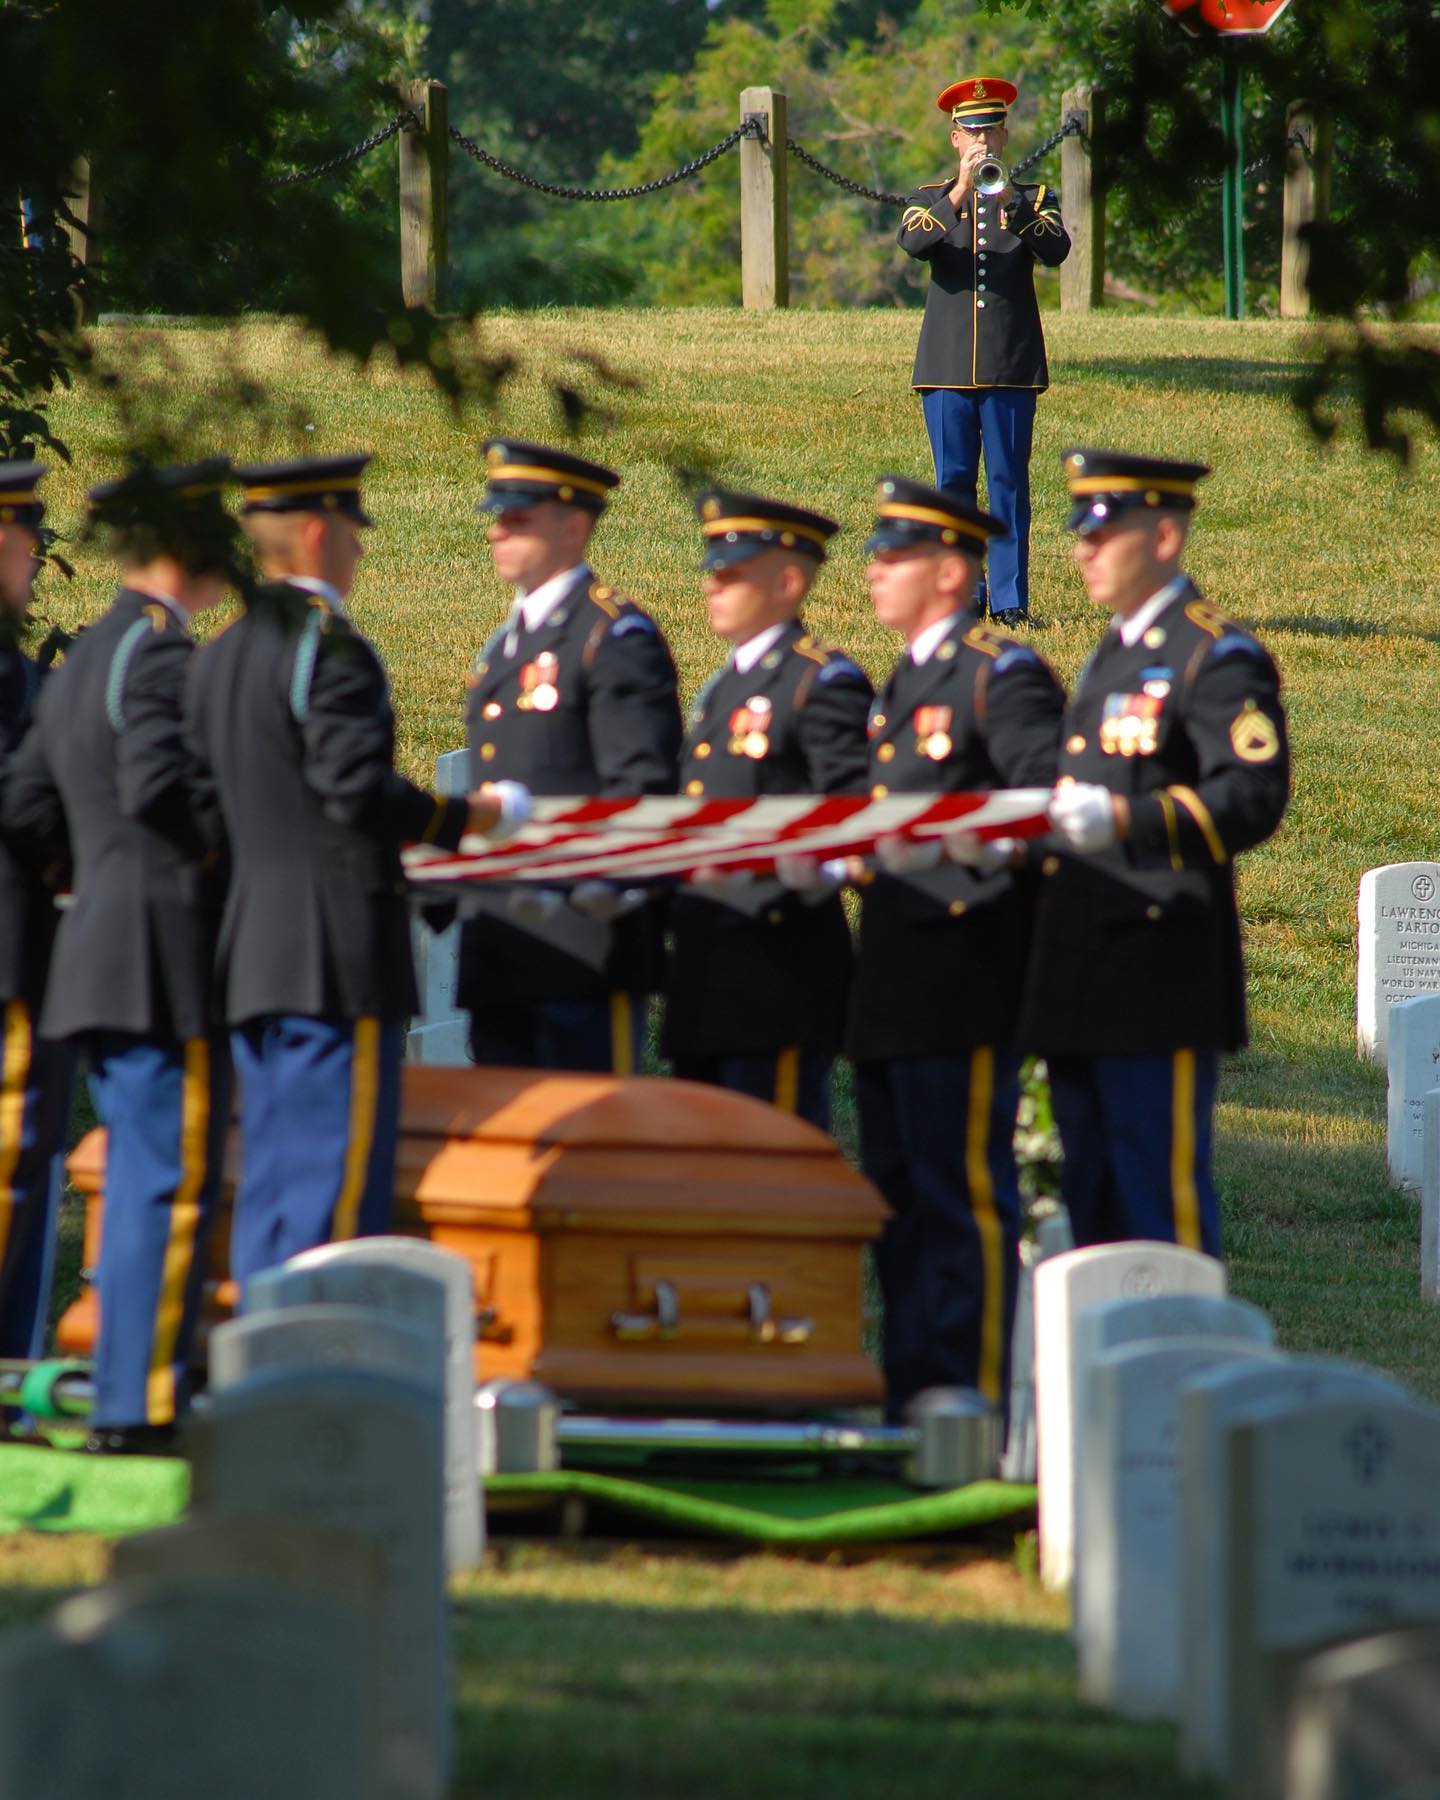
1357,864,1440,1066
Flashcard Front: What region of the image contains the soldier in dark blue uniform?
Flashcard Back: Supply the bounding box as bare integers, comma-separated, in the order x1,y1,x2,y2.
2,461,240,1452
0,461,72,1379
898,77,1070,628
458,440,682,1073
662,489,872,1130
847,476,1064,1420
184,456,525,1291
1022,448,1291,1254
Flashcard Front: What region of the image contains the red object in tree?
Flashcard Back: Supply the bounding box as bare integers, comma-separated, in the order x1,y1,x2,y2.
1161,0,1295,33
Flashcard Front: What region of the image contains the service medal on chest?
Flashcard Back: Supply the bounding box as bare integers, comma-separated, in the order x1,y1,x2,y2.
728,695,772,759
518,651,561,712
1098,691,1163,757
914,704,953,760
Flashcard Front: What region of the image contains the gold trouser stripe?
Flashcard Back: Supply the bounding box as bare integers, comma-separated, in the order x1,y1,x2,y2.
145,1038,210,1426
332,1017,381,1243
610,994,635,1077
966,1047,1004,1404
1171,1050,1201,1251
773,1047,801,1115
1168,785,1228,866
0,1002,34,1274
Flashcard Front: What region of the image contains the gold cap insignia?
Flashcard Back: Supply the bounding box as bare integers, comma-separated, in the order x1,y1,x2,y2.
702,498,721,520
973,81,988,98
485,447,504,469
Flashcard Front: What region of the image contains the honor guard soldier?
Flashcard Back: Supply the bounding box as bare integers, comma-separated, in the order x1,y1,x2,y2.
847,476,1064,1421
662,489,872,1130
2,461,240,1452
0,461,72,1376
184,455,524,1290
1021,448,1290,1254
898,77,1069,627
460,439,682,1072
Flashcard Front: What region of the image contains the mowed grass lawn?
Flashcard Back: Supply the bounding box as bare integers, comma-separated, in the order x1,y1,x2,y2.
6,308,1439,1797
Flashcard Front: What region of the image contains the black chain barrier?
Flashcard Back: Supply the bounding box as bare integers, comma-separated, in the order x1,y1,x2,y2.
445,118,762,201
269,110,419,188
1195,125,1310,188
783,112,1088,208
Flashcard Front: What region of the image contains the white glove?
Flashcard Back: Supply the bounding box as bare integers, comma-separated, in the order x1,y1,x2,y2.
874,835,944,876
569,880,649,923
475,779,533,842
773,854,848,901
942,830,1021,872
1047,782,1118,853
504,886,564,926
688,868,757,905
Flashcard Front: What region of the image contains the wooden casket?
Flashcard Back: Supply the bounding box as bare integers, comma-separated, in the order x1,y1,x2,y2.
59,1066,888,1409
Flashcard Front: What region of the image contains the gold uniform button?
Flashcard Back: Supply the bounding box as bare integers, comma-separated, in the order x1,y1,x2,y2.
767,909,784,925
483,702,503,720
948,900,967,918
1146,903,1163,921
694,742,712,759
871,784,889,799
1067,735,1086,754
1042,855,1060,876
877,743,897,763
479,743,497,762
871,714,886,730
685,779,705,796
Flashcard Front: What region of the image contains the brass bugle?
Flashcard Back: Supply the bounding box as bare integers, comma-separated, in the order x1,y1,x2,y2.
975,157,1009,198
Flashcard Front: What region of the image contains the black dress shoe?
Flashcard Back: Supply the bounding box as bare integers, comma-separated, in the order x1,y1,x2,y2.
83,1423,179,1457
990,607,1030,629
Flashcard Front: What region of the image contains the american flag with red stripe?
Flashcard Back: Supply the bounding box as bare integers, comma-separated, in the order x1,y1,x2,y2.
403,789,1051,886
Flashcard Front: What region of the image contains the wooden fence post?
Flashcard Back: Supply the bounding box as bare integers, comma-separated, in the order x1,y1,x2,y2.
739,86,788,310
1280,102,1330,320
1059,83,1103,313
56,157,98,324
399,79,449,311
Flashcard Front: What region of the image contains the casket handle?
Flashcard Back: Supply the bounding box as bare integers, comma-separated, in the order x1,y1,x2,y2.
610,1278,813,1346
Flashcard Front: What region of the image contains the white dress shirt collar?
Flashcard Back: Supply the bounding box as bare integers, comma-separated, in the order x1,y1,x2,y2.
286,575,346,615
516,563,590,633
909,610,963,666
731,621,789,674
126,584,195,634
1115,574,1189,648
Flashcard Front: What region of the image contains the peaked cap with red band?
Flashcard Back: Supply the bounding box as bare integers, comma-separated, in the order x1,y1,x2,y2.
936,76,1017,131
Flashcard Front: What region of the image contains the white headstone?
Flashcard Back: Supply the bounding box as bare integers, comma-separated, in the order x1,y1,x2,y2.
1000,1203,1075,1483
1076,1337,1271,1716
0,1578,371,1800
1034,1241,1226,1590
190,1368,451,1800
279,1245,486,1569
1358,861,1440,1066
1386,994,1440,1188
1286,1625,1440,1800
1423,1087,1440,1300
1225,1397,1440,1800
406,748,471,1066
1177,1357,1411,1779
209,1304,443,1393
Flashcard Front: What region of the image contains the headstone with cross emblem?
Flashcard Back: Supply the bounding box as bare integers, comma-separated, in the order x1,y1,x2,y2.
1384,994,1440,1189
1034,1242,1226,1590
1224,1397,1440,1800
1175,1357,1410,1778
1075,1337,1278,1717
405,749,471,1066
1358,862,1440,1067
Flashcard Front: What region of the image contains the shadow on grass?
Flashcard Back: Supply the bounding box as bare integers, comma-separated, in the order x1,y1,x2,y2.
1264,614,1440,646
448,1587,1210,1800
1066,355,1305,398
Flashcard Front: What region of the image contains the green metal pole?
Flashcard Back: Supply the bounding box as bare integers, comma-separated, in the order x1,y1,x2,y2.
1220,41,1246,320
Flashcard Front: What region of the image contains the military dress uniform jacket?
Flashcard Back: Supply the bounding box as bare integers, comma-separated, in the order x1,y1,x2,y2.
0,638,61,1009
458,572,682,1006
846,620,1064,1062
663,624,873,1059
184,582,470,1024
898,179,1069,390
1020,581,1290,1057
1,590,218,1042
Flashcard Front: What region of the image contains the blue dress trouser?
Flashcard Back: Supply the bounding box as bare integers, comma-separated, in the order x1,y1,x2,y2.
1046,1050,1222,1256
920,387,1038,616
0,1003,74,1359
468,995,645,1076
230,1015,403,1293
856,1048,1023,1421
671,1050,832,1134
87,1033,230,1428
